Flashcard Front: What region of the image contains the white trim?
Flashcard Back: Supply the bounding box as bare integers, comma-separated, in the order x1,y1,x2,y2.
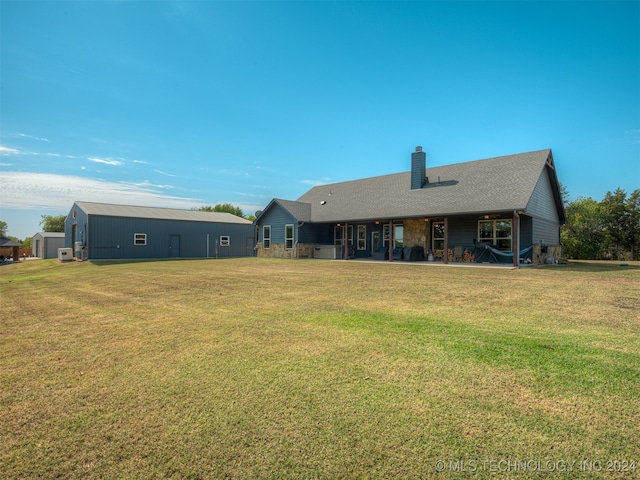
478,219,512,251
357,225,366,250
134,233,147,246
285,224,294,249
263,225,271,249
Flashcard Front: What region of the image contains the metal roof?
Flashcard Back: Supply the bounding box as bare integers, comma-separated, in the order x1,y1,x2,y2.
33,232,65,238
74,202,253,224
291,149,557,222
0,236,22,247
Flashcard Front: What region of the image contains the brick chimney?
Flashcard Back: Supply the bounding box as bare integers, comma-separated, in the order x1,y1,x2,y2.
411,146,426,190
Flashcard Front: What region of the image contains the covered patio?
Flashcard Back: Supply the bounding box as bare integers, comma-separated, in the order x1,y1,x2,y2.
0,237,22,262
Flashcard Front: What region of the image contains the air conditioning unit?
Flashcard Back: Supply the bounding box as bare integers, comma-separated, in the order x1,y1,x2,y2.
58,248,73,262
74,242,83,252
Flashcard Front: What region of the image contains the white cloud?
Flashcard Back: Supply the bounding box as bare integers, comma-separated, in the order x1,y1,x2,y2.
17,133,49,142
0,162,12,167
1,171,202,210
154,169,176,177
0,145,22,155
234,191,266,198
130,181,174,190
87,156,124,166
300,177,331,187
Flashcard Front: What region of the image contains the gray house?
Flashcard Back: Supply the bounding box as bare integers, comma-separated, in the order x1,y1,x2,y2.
32,232,65,258
65,202,255,260
255,147,565,265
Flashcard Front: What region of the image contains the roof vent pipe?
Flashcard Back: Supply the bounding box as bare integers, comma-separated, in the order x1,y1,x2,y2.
411,146,426,190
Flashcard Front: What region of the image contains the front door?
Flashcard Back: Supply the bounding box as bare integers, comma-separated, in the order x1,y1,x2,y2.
169,235,181,257
371,231,380,255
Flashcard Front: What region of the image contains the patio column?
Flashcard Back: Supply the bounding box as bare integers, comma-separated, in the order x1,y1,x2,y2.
513,211,519,268
443,216,449,264
344,222,349,260
388,220,393,262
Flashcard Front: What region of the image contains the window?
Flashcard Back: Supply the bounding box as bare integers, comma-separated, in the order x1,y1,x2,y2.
478,219,512,251
357,225,366,250
432,222,445,251
263,225,271,249
220,236,230,247
383,224,404,248
134,233,147,245
285,224,294,249
334,225,353,246
394,225,404,248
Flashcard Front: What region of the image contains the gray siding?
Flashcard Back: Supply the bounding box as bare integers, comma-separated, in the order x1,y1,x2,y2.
527,169,560,222
447,215,479,249
527,169,561,244
532,217,561,245
443,214,534,250
87,216,254,259
65,204,254,260
65,204,89,249
520,215,533,247
257,205,297,244
299,223,332,244
444,215,529,249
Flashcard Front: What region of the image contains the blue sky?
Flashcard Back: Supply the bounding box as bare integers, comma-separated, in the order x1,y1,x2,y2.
1,0,638,240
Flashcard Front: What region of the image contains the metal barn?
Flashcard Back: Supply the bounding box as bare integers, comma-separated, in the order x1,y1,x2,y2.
65,202,255,260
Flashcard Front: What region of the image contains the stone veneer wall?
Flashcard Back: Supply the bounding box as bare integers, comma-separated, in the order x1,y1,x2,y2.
403,218,431,253
256,243,315,259
532,244,563,264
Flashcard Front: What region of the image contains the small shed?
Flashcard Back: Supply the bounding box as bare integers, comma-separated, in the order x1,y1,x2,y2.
32,232,65,259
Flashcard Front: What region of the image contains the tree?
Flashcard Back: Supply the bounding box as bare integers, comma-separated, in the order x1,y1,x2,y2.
194,203,245,218
625,189,640,260
559,181,570,206
600,188,629,260
0,220,7,237
39,214,66,232
561,197,605,259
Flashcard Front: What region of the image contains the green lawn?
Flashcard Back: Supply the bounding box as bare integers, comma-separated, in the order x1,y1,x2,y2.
1,258,639,478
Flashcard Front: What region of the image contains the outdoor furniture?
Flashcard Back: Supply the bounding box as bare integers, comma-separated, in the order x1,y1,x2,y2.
372,246,388,260
404,246,425,261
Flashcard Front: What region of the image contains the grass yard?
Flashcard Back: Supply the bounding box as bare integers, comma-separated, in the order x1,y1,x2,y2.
1,258,639,479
